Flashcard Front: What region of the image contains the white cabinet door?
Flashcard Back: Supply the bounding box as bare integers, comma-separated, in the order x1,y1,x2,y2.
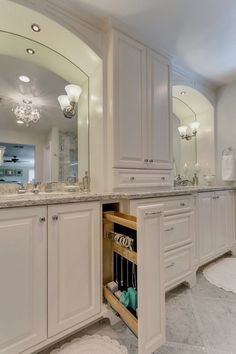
147,49,172,170
137,204,165,354
198,193,215,263
0,207,47,354
111,30,148,169
213,192,229,254
48,202,101,337
227,191,235,246
213,191,235,253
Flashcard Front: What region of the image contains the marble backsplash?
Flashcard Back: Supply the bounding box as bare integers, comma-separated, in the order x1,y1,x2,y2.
0,182,85,195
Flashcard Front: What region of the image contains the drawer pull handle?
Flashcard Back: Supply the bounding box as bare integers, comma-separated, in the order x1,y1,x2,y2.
144,159,149,162
165,227,174,232
149,159,153,163
130,176,135,181
161,177,166,180
52,215,58,221
39,217,46,222
213,196,219,199
166,262,175,269
180,202,186,206
145,211,161,216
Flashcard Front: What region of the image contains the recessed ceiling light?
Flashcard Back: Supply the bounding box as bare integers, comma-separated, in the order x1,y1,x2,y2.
180,91,186,95
19,75,31,83
26,48,35,55
22,99,32,104
16,120,24,124
31,24,40,32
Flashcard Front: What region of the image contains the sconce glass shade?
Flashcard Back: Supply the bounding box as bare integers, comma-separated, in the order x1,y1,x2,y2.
65,84,82,103
190,121,200,132
58,95,70,110
0,145,6,164
178,125,188,136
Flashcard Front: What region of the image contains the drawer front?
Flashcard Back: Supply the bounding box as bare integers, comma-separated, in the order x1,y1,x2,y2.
113,169,172,190
165,245,192,286
129,196,193,216
163,198,192,215
164,212,193,251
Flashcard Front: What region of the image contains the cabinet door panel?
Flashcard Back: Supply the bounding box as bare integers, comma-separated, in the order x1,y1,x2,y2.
0,207,47,354
48,202,101,337
198,193,214,263
227,192,235,246
137,204,165,354
164,212,193,251
147,50,172,169
112,31,147,168
214,193,229,253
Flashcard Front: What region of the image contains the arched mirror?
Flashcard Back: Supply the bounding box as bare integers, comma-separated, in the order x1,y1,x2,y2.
0,0,104,191
173,85,215,183
0,32,89,184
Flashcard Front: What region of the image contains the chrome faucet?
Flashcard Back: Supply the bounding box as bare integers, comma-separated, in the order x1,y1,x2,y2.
18,183,26,194
32,182,41,194
174,174,193,187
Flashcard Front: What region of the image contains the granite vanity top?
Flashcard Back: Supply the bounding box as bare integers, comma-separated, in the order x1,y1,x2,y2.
0,185,235,208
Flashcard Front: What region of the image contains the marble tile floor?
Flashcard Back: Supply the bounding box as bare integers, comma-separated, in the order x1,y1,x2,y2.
38,270,236,354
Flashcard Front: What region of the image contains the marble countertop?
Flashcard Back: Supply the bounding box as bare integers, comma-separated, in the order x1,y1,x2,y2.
0,185,235,209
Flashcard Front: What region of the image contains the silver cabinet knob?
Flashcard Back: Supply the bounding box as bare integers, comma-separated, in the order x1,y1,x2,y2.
161,177,166,181
52,215,58,221
149,159,153,163
165,227,174,232
144,159,149,162
166,262,175,269
145,211,161,216
130,177,135,181
39,217,46,222
180,202,186,206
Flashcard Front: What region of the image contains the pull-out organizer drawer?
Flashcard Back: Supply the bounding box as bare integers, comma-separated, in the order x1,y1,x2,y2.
164,212,193,251
165,245,193,289
103,206,166,353
113,169,172,190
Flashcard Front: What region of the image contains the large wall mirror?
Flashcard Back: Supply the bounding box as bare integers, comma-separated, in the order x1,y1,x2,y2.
0,31,89,184
172,85,215,182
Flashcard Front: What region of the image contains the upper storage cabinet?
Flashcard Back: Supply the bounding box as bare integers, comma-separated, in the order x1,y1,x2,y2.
108,30,172,171
147,50,172,169
110,30,147,169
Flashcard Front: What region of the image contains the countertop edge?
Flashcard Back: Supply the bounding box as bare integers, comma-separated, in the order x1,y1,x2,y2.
0,186,235,209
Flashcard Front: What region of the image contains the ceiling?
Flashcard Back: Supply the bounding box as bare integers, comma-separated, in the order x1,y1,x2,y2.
173,85,213,118
0,54,81,134
69,0,236,87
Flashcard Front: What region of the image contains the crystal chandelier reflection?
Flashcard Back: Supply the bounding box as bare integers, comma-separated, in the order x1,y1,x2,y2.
12,101,40,126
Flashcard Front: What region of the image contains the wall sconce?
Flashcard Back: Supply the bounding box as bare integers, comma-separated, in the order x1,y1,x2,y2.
178,121,200,140
58,84,82,119
0,146,6,164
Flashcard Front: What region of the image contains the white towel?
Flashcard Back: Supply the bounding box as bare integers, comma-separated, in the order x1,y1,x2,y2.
222,154,236,181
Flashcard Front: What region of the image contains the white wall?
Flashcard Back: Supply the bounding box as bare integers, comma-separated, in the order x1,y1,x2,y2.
216,81,236,181
172,114,181,174
45,127,59,182
77,80,89,181
0,129,45,181
89,64,104,192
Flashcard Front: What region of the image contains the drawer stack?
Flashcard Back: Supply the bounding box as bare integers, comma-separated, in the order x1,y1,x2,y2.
163,197,194,290
129,195,196,291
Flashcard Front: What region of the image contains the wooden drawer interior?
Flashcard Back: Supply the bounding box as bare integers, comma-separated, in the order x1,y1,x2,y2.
103,209,138,336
